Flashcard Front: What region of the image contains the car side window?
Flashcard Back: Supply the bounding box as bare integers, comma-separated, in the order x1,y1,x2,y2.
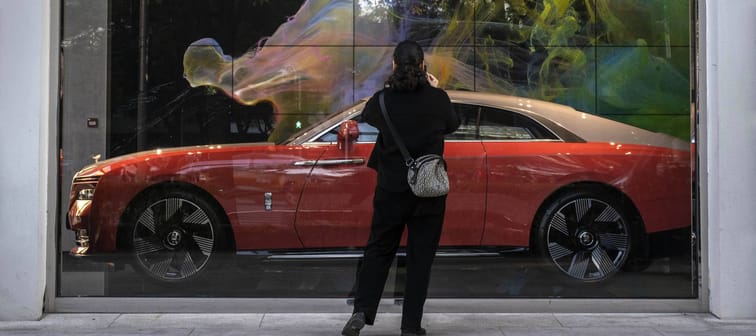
313,117,379,143
478,107,559,140
445,103,480,140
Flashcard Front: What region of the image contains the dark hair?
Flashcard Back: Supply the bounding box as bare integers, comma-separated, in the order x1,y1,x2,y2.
386,40,428,92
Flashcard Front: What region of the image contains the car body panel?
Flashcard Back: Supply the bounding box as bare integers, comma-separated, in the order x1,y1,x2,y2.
294,141,487,248
294,143,377,248
69,144,328,252
67,92,692,262
480,141,691,246
223,145,326,250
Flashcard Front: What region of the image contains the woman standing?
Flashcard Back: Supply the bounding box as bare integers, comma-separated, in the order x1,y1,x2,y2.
342,40,460,336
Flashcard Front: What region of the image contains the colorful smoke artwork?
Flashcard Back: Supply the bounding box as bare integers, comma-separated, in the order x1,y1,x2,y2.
183,0,691,142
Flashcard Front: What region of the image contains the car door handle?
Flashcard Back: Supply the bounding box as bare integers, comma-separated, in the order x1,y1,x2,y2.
292,158,365,166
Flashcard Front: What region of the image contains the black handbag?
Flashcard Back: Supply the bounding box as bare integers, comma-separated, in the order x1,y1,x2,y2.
378,92,449,197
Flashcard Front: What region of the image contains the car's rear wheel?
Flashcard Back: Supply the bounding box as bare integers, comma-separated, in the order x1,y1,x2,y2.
123,188,227,283
534,188,633,283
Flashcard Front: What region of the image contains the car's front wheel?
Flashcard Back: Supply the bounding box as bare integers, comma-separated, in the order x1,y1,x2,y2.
123,188,227,283
534,188,633,283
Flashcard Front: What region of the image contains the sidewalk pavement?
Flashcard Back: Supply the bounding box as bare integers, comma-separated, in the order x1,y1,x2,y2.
1,313,755,335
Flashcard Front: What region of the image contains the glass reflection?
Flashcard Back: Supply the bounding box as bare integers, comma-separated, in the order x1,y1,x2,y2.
60,0,695,299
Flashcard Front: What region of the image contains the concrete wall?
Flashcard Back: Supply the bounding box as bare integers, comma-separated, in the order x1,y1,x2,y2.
0,0,52,321
705,0,756,319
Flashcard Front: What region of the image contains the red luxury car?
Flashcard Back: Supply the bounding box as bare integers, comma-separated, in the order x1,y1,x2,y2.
67,91,691,284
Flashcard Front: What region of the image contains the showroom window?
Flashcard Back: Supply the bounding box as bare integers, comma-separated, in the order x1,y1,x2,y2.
59,0,696,299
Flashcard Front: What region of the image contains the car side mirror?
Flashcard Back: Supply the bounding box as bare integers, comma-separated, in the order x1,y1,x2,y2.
337,120,359,151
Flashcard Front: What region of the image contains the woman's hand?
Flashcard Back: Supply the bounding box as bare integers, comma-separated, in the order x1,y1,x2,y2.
426,72,439,88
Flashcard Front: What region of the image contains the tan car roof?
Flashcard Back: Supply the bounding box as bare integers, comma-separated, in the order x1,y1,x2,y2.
447,90,690,151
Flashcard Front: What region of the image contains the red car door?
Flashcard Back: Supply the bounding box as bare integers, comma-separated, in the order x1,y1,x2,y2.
294,105,487,249
294,142,377,248
473,106,567,247
228,145,328,250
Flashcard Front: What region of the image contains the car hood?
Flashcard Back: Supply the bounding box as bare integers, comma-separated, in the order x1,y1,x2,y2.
73,143,277,179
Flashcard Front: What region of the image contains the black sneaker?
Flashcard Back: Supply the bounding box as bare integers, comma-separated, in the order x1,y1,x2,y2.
341,312,366,336
401,327,427,336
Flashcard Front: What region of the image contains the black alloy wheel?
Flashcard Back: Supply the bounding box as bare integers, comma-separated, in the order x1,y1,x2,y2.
126,189,226,283
535,189,632,283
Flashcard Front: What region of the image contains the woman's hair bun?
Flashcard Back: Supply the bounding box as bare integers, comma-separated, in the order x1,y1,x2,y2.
386,40,428,91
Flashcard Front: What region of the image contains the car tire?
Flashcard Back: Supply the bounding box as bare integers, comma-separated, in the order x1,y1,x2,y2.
534,188,634,284
122,187,229,284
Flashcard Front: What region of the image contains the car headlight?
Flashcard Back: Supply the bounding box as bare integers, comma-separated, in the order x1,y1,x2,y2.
77,188,96,200
72,173,101,201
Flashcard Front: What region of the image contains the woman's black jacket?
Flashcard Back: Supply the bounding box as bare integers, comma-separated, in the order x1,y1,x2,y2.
362,85,460,192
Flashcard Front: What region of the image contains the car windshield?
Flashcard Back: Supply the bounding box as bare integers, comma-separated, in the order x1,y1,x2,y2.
280,99,367,145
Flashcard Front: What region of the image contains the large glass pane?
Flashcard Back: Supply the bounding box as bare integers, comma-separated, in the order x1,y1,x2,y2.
105,0,237,156
59,0,696,299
